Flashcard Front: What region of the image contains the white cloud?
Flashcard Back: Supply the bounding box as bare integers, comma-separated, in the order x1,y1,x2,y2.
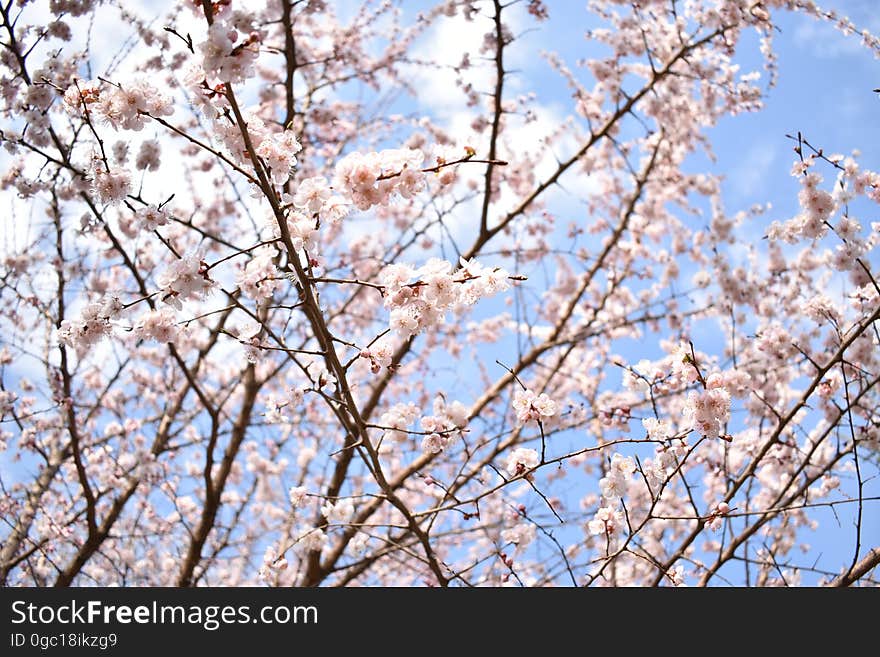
398,6,598,247
792,10,880,59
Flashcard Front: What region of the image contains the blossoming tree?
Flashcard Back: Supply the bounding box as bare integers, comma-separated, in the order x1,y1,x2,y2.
1,0,878,587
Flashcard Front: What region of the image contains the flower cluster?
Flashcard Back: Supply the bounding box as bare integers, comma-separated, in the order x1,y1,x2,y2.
292,176,350,223
419,396,469,455
63,78,173,131
286,211,318,252
58,295,122,352
135,139,161,171
294,527,327,555
795,171,836,238
213,114,301,185
288,486,308,508
0,390,16,417
133,308,178,343
379,402,419,442
334,148,426,211
667,566,686,587
512,388,558,424
754,322,795,362
262,392,294,424
599,453,637,502
505,447,540,477
157,251,214,310
767,157,876,248
380,257,511,338
133,205,171,233
501,522,537,547
255,130,302,184
292,176,330,214
705,501,731,532
588,506,624,536
358,335,395,374
683,374,731,440
643,438,689,491
670,343,701,386
236,321,264,365
320,498,355,525
200,20,260,84
258,544,287,582
642,417,671,440
623,342,718,395
89,160,130,205
236,246,280,301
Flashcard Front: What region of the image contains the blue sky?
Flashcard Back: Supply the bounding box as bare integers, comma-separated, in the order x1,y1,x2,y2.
712,3,880,207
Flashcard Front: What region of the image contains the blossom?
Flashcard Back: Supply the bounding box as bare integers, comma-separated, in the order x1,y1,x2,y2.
667,566,686,587
644,438,688,490
111,140,128,163
133,308,178,343
65,78,173,130
588,506,624,536
287,212,318,252
421,433,446,455
670,342,700,385
135,139,161,171
797,173,836,229
683,378,731,440
610,453,636,477
416,399,469,455
157,251,214,309
296,528,327,554
258,545,287,582
512,389,558,424
457,257,511,304
435,396,469,429
293,176,332,214
200,20,260,84
359,335,395,373
57,295,122,352
506,447,540,477
722,369,752,398
89,160,130,205
642,417,670,440
501,522,536,547
320,195,351,223
380,402,419,442
754,322,794,361
321,498,355,524
133,205,170,232
334,148,425,211
0,390,17,417
379,257,512,338
236,246,280,301
236,321,263,364
350,532,369,555
256,129,302,184
599,453,637,502
706,501,730,531
263,394,289,424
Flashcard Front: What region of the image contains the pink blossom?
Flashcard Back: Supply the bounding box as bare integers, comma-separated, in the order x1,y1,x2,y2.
506,447,540,477
512,388,558,424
